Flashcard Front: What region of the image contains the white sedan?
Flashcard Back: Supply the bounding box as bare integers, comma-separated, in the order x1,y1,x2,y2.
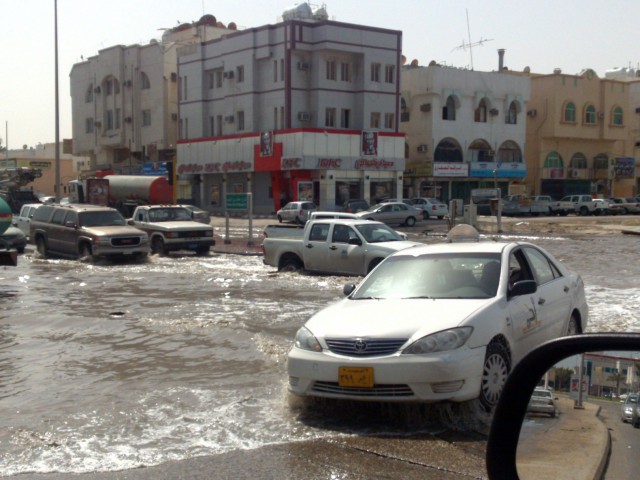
287,226,588,410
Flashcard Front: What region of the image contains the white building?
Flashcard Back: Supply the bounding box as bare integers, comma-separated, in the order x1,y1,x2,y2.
70,15,233,175
177,4,404,214
400,57,531,202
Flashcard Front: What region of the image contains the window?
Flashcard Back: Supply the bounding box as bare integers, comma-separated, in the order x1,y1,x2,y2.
325,108,336,127
274,60,278,82
216,71,223,88
341,109,351,128
523,247,561,285
594,154,608,169
209,116,215,136
237,111,245,131
280,106,284,129
384,113,394,129
506,101,517,124
85,118,94,134
612,106,624,125
140,72,151,90
442,96,456,121
474,99,488,123
563,102,576,122
105,110,114,130
114,109,121,129
85,85,94,103
236,66,244,83
370,112,381,129
326,60,336,81
280,59,284,81
208,72,215,89
105,79,113,95
142,110,151,127
216,115,223,136
570,152,587,169
370,63,381,82
340,62,350,82
584,105,596,124
384,64,395,84
274,107,278,130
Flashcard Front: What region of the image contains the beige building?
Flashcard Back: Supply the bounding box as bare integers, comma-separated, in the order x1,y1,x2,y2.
523,68,636,198
70,15,233,174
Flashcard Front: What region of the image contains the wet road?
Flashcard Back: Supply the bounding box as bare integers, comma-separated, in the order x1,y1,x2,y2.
1,217,639,478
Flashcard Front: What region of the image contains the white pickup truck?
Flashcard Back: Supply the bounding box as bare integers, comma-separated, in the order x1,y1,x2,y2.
549,195,607,216
128,205,215,255
262,218,421,275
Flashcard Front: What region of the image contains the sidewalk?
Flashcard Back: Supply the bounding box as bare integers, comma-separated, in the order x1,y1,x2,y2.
517,397,609,480
211,235,263,256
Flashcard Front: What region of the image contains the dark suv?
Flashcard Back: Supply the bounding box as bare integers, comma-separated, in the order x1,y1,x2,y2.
340,199,369,213
30,204,149,260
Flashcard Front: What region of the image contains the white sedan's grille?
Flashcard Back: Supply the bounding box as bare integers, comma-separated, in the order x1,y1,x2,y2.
325,338,408,356
312,381,413,397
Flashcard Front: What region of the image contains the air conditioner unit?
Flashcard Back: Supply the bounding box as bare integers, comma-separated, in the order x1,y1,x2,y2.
170,72,177,82
297,112,311,121
124,116,132,123
171,113,178,121
527,109,537,117
94,86,101,93
124,80,132,87
568,169,580,178
598,111,605,119
225,115,235,123
297,62,310,71
490,108,499,116
487,150,496,157
417,144,428,153
419,103,431,112
223,71,234,79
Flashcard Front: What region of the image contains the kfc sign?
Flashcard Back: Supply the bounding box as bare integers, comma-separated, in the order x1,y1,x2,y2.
317,158,342,168
282,158,302,169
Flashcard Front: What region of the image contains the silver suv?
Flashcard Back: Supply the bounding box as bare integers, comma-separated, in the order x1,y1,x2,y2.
30,204,149,260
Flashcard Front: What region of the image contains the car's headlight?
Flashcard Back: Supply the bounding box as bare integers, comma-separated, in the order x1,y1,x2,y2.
402,327,473,354
294,326,322,352
92,236,111,245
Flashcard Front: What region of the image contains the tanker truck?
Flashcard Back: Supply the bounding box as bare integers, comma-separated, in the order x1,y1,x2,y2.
69,174,173,217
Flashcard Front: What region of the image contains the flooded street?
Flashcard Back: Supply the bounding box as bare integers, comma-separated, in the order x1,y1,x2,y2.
1,219,639,477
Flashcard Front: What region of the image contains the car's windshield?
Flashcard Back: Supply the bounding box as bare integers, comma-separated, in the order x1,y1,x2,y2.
626,395,638,404
354,223,402,243
78,211,126,227
148,207,192,222
350,252,502,300
532,390,552,398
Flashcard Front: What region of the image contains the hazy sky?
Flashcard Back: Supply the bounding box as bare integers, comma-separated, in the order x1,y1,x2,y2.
2,0,639,149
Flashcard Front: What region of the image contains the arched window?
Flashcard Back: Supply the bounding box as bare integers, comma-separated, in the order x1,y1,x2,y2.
584,105,596,124
141,72,151,90
594,154,609,170
497,140,522,163
474,99,488,123
570,152,587,169
505,101,518,125
442,95,457,121
563,102,576,123
468,139,492,162
434,138,463,162
612,106,623,125
544,151,563,168
85,84,94,103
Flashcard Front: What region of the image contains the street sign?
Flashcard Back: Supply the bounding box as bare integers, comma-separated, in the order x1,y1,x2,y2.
226,193,249,210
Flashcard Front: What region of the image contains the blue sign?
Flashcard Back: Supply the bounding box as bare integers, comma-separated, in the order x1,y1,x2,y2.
142,162,168,176
470,161,526,178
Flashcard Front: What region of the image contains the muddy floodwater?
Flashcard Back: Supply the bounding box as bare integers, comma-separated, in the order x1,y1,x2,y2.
1,221,639,476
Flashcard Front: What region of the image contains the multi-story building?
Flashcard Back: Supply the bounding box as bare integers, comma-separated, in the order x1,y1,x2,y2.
523,68,634,198
176,4,404,214
400,54,531,203
70,15,233,174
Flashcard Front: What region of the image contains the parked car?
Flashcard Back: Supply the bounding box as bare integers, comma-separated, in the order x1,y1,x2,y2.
287,225,588,410
620,393,638,423
527,387,557,417
13,203,43,237
339,199,369,213
183,204,212,224
355,202,421,226
530,195,553,215
411,197,448,219
0,225,27,253
276,201,317,224
632,397,640,428
608,197,640,214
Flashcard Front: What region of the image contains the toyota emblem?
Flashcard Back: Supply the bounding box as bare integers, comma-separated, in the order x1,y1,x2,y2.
354,339,367,351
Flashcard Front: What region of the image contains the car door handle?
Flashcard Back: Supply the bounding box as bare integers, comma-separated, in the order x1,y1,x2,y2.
563,286,570,293
329,245,338,250
305,244,313,249
538,298,546,305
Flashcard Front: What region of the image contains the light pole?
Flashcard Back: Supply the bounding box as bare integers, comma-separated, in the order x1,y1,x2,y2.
54,0,61,201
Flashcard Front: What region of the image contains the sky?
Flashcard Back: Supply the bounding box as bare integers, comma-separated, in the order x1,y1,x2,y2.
2,0,640,150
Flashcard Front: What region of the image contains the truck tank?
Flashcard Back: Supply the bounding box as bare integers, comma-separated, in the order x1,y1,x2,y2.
104,175,173,204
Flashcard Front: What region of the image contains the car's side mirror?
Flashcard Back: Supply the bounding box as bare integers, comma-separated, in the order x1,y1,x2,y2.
64,220,77,228
486,333,640,479
343,283,356,296
508,279,537,297
348,237,362,246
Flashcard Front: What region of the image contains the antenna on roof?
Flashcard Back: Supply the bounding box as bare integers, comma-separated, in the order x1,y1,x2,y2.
451,9,493,70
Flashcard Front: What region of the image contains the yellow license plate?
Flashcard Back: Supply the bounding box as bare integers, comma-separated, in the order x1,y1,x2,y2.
338,366,374,388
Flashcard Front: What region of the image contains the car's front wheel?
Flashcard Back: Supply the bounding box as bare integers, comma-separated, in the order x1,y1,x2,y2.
36,237,48,257
152,237,167,256
79,242,93,261
404,216,416,227
566,314,581,335
277,215,283,223
480,340,511,411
